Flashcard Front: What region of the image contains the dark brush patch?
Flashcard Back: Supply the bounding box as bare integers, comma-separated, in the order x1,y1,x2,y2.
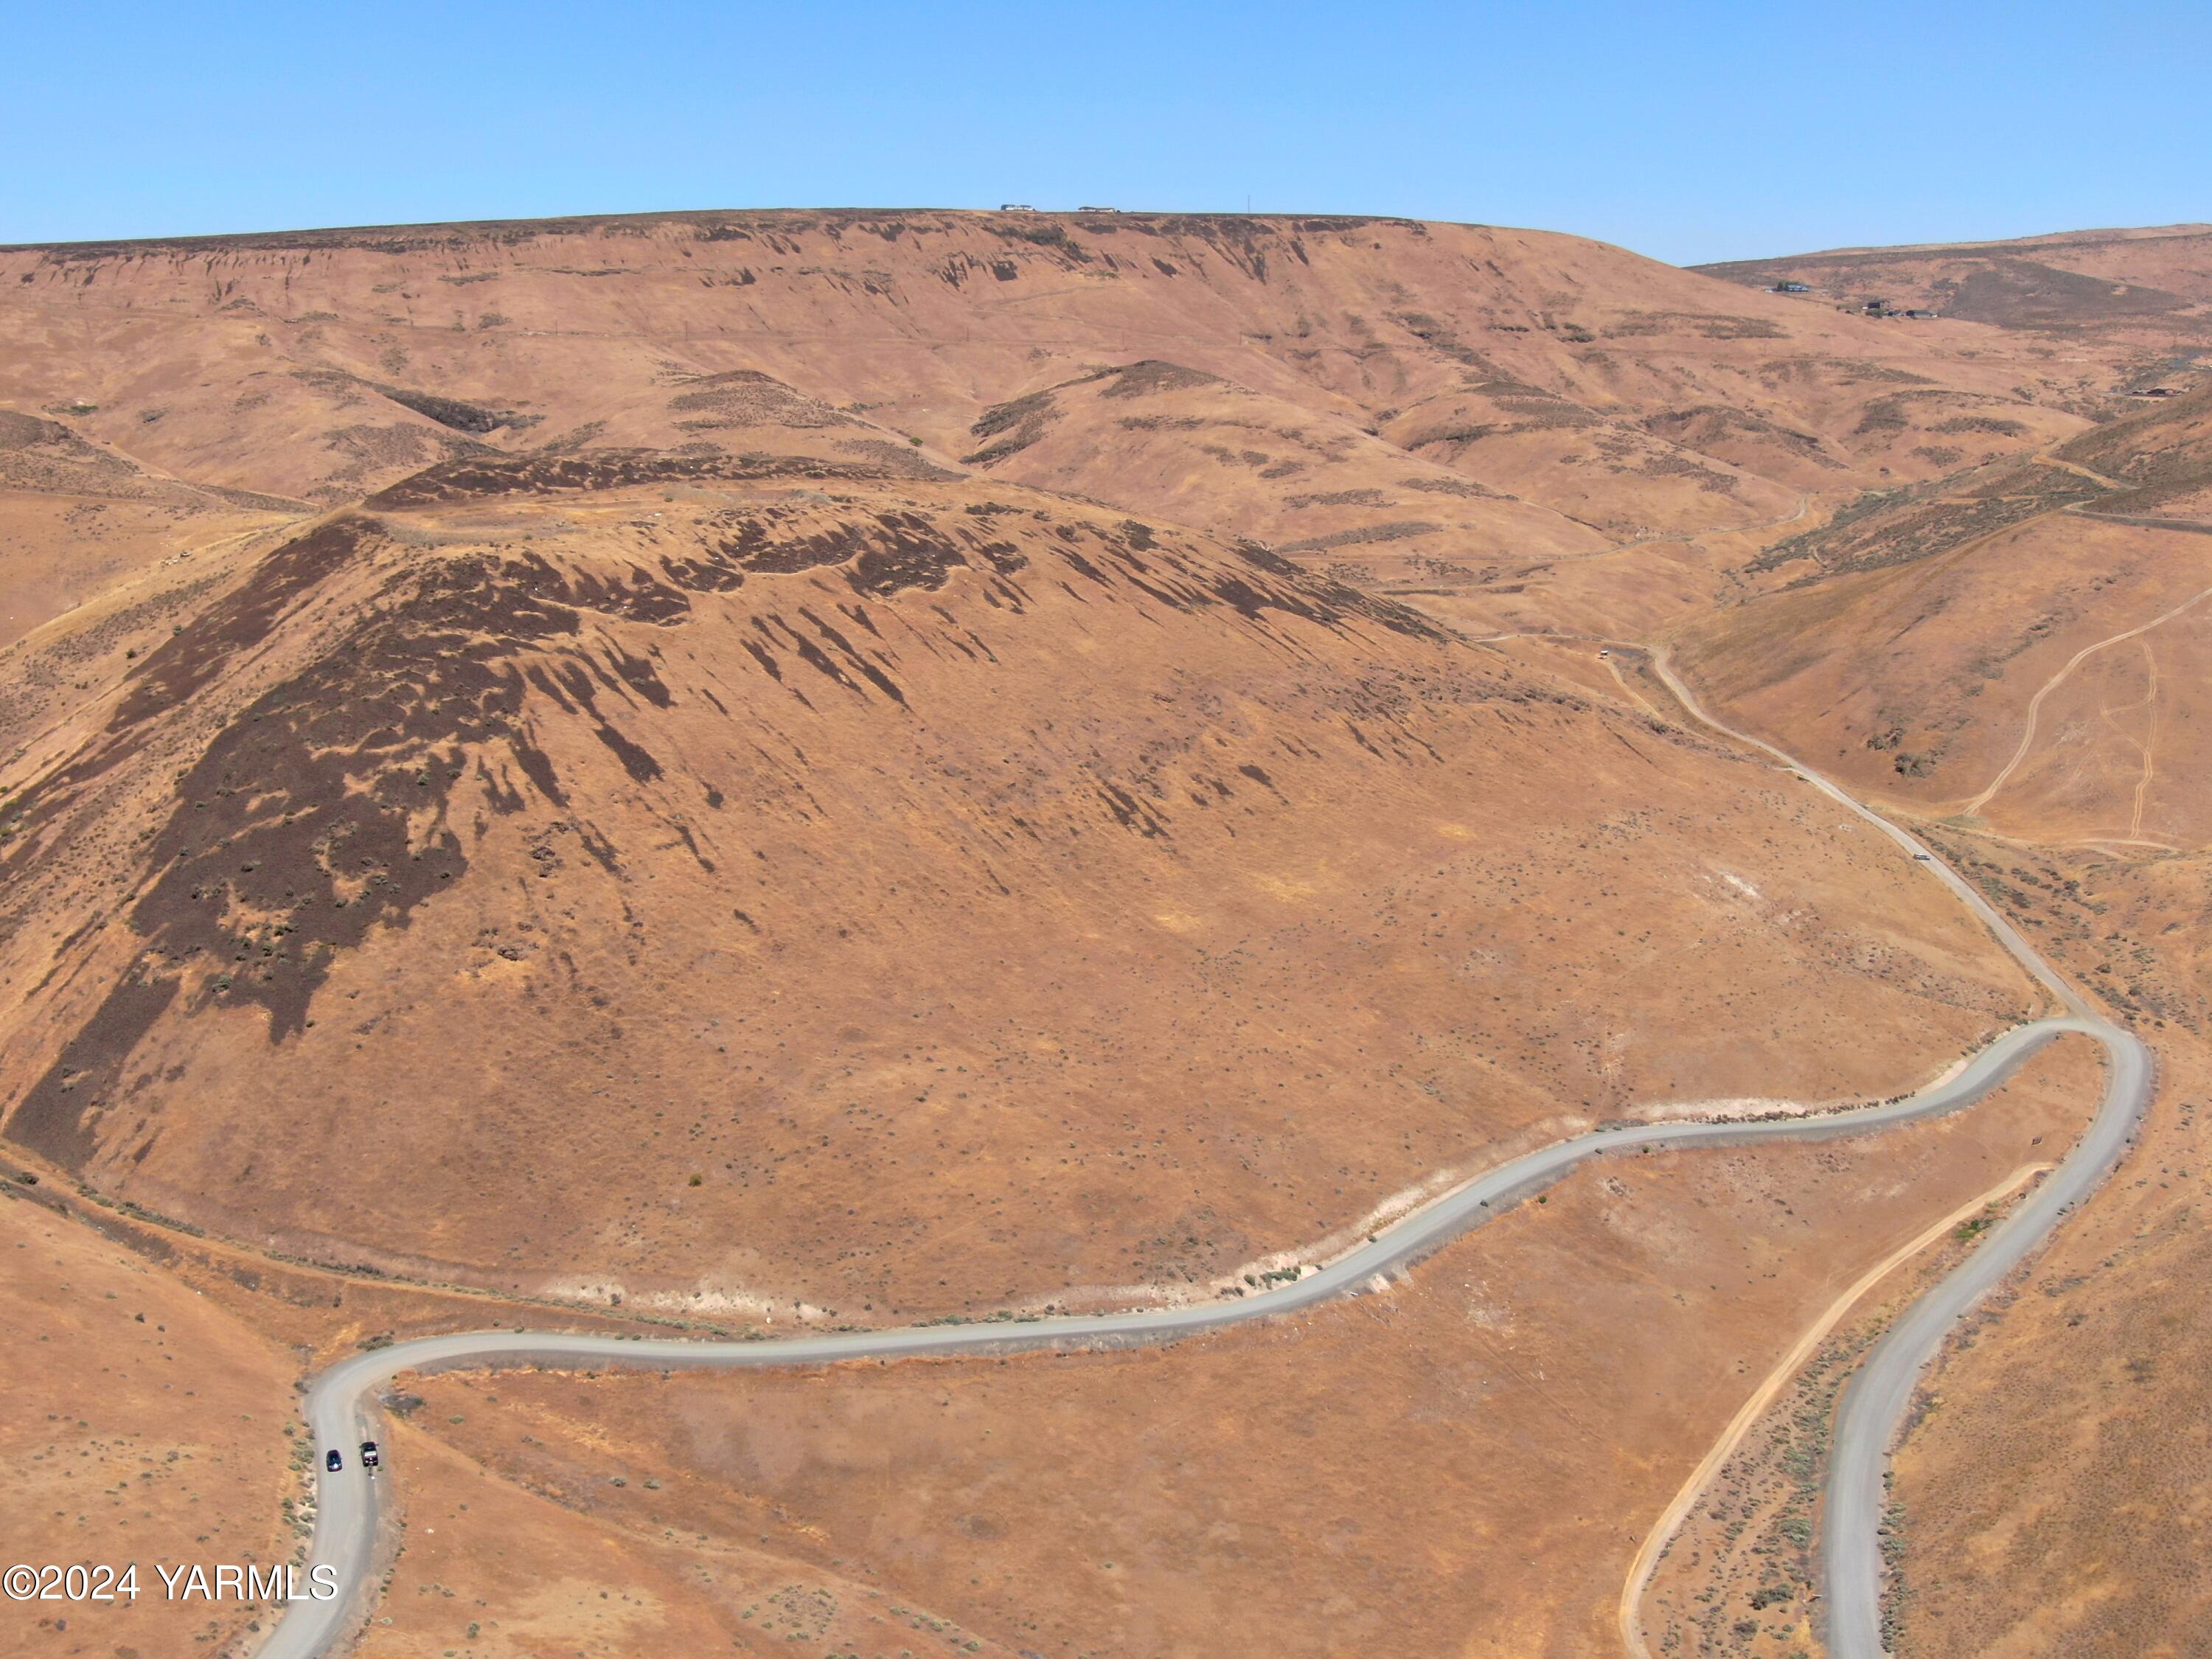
1097,360,1219,400
599,643,674,709
704,507,1022,601
0,518,386,928
8,979,178,1168
6,494,1447,1168
846,514,973,597
755,613,863,697
1095,782,1170,838
797,608,907,706
112,518,372,729
363,450,904,509
1225,540,1450,641
512,550,692,625
530,658,666,782
377,386,518,435
7,538,591,1169
961,389,1063,467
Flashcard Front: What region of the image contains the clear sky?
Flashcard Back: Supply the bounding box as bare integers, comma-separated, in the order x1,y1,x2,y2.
4,1,2204,264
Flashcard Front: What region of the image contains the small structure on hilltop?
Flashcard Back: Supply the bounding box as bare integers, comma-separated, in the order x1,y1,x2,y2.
1771,279,1812,293
1079,204,1121,213
998,203,1037,212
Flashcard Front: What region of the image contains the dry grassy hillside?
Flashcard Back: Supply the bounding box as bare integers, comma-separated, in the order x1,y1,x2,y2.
0,210,2089,555
1697,222,2212,366
956,357,1607,578
6,209,2205,1659
1674,386,2212,846
363,1042,2098,1659
0,445,2034,1321
1660,238,2212,1659
1874,847,2212,1658
0,1183,300,1659
0,408,304,646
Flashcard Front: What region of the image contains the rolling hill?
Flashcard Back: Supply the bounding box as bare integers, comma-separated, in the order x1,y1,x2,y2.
7,208,2208,1658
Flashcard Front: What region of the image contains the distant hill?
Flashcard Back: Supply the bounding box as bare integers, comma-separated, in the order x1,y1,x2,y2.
1697,223,2212,346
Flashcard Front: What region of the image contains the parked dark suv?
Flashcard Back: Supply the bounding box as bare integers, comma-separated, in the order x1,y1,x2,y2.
360,1440,380,1468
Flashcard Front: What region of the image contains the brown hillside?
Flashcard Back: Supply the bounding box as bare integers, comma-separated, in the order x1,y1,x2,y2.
1697,223,2212,383
1675,386,2212,845
957,357,1607,580
373,1039,2097,1658
10,208,2209,1658
0,453,2034,1321
0,210,2088,538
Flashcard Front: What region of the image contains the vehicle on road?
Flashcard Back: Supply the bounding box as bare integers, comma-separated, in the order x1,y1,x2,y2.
359,1440,379,1468
1914,852,1932,860
325,1449,343,1472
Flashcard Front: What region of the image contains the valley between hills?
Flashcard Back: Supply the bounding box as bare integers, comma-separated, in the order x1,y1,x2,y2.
2,210,2208,1658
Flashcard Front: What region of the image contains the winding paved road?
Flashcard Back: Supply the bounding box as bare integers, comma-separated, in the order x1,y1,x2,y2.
262,652,2151,1659
1650,648,2148,1658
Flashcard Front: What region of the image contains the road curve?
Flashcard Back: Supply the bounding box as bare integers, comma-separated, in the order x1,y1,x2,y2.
1649,647,2149,1658
262,652,2151,1659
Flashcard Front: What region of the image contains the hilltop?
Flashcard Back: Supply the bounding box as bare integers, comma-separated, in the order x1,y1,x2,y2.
0,208,2095,637
1697,221,2212,361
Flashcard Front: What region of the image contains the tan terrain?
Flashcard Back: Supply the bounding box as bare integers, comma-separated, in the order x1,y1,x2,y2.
1852,835,2212,1658
0,454,2034,1324
1649,235,2212,1657
0,209,2203,1659
359,1040,2098,1659
0,210,2097,556
1697,223,2212,365
0,1183,299,1659
1673,385,2212,849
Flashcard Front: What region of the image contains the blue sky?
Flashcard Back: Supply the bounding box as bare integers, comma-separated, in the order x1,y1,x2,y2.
4,1,2204,263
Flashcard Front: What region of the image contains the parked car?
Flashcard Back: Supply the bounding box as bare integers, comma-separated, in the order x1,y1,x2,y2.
325,1448,344,1472
360,1440,380,1468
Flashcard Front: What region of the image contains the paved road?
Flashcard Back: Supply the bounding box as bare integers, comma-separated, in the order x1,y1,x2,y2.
1649,648,2149,1658
262,653,2151,1659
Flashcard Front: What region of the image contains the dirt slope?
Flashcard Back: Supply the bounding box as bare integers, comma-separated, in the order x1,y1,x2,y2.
0,210,2087,532
1697,223,2212,361
6,208,2202,1659
956,356,1608,579
0,436,2039,1323
1874,845,2212,1658
372,1039,2096,1659
0,1183,300,1659
1674,386,2212,845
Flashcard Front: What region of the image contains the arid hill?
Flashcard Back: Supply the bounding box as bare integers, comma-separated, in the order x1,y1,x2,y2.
0,442,2034,1321
1675,384,2212,847
0,209,2094,597
1697,222,2212,385
1670,238,2212,1657
4,209,2208,1659
955,356,1610,580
